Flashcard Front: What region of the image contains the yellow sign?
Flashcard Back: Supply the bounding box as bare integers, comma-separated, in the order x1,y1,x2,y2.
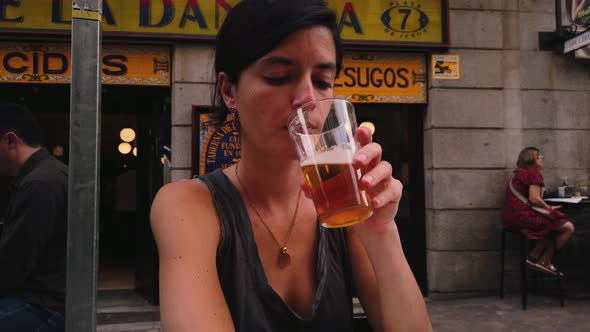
0,0,447,46
334,53,426,103
329,0,445,46
432,54,460,80
0,43,171,86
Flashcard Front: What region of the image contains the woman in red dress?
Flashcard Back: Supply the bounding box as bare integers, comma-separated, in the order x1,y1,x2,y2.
502,147,575,275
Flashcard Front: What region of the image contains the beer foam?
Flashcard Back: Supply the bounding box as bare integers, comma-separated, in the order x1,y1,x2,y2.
300,147,354,167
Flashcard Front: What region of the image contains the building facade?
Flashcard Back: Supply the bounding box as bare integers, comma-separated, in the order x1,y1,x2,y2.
426,0,590,297
170,0,590,299
1,0,589,303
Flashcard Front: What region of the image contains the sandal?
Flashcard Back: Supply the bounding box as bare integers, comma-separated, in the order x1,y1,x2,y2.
525,255,539,269
527,259,564,277
540,263,564,277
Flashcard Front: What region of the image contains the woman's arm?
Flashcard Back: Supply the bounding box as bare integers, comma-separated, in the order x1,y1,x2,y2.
347,231,382,331
348,127,431,332
349,223,430,332
528,184,552,210
150,180,235,332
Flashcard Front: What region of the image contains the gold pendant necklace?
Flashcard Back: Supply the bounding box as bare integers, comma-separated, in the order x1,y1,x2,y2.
235,162,302,268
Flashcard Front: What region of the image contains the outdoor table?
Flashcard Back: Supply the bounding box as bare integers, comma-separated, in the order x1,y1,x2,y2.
545,198,590,298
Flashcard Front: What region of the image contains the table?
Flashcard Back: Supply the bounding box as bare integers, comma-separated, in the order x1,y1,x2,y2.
547,199,590,298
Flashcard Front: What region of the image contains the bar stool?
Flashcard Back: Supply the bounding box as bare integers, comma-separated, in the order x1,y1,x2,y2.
499,227,566,309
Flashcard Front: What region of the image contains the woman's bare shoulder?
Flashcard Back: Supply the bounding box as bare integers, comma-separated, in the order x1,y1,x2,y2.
150,178,220,245
153,178,212,203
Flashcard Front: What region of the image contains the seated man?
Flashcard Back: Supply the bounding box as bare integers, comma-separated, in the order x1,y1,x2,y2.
0,103,67,331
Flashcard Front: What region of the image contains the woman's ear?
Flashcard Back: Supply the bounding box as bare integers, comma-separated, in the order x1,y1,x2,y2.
0,132,18,151
5,132,17,146
218,72,237,110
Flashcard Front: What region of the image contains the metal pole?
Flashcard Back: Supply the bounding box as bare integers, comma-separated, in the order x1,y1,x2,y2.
66,1,102,331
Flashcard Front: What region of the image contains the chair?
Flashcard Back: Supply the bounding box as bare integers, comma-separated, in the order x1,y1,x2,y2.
499,227,566,309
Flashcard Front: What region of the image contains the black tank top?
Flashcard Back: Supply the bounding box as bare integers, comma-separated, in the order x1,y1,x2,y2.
199,169,354,332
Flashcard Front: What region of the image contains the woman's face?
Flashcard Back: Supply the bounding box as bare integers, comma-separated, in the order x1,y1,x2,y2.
224,26,337,158
535,152,544,170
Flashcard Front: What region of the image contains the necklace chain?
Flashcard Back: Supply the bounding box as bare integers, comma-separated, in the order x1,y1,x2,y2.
234,162,302,266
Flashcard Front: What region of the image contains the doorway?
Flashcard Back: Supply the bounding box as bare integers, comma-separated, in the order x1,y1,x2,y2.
0,83,168,303
355,103,427,294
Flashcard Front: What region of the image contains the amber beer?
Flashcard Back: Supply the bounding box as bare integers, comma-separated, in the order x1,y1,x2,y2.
301,150,373,228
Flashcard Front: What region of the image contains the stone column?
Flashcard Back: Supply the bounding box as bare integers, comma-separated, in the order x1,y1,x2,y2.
170,44,216,181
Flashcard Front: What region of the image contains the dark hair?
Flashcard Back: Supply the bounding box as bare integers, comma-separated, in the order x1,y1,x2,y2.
517,146,541,169
211,0,343,125
0,103,45,147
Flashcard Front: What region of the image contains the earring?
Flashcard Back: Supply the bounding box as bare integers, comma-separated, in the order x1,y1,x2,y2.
229,107,238,114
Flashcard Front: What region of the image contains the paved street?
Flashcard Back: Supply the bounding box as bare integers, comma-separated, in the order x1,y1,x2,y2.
428,296,590,332
97,295,590,331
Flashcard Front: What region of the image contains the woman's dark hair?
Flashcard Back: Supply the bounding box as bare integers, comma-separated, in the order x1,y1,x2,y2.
0,103,44,147
517,146,541,169
211,0,343,125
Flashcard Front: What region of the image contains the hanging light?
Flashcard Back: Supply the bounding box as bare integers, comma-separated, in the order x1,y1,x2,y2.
118,142,132,154
120,128,136,142
359,121,376,135
132,146,137,157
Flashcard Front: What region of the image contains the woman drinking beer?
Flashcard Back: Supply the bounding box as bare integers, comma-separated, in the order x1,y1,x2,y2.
150,0,431,331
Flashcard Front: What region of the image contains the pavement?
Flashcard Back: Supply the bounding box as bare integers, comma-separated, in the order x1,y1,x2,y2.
97,295,590,331
428,295,590,332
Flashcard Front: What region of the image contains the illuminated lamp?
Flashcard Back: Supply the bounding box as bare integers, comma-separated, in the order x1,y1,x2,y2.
359,121,376,135
118,142,132,154
120,128,136,142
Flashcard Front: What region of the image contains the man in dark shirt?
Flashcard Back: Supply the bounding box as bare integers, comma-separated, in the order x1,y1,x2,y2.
0,103,67,331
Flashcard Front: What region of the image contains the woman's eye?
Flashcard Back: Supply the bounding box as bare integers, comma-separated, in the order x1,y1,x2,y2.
264,76,289,85
314,80,333,90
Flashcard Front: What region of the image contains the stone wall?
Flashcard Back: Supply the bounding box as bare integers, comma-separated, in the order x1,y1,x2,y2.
426,0,590,297
169,44,216,182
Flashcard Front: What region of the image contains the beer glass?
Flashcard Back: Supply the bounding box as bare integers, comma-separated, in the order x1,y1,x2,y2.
288,98,373,228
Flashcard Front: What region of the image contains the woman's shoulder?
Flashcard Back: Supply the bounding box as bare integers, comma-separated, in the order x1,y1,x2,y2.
524,167,542,177
153,178,212,208
515,167,541,176
150,178,220,244
515,168,543,184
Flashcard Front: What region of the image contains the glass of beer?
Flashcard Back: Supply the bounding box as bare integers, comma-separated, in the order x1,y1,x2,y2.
288,98,373,228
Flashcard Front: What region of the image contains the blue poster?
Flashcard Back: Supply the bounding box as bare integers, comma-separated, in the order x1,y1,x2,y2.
198,113,241,175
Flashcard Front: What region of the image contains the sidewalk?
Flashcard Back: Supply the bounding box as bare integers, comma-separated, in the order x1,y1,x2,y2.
428,295,590,332
97,295,590,331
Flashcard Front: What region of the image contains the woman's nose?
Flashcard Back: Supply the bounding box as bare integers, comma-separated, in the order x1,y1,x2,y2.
291,77,316,110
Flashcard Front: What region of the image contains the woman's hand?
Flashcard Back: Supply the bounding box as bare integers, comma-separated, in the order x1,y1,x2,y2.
349,126,403,234
298,126,402,234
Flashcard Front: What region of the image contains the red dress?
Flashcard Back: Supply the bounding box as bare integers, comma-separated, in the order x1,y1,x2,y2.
502,168,566,239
